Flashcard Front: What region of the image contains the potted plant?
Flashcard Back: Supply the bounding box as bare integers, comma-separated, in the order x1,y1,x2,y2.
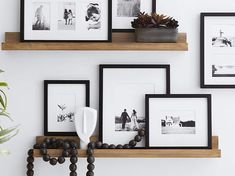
131,12,179,43
0,69,19,154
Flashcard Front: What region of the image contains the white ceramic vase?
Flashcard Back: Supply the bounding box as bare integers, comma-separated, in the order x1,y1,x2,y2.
74,107,97,149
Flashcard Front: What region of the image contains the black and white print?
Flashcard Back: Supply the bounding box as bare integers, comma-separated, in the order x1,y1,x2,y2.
161,111,196,135
56,93,76,123
32,2,50,30
85,3,101,30
212,65,235,77
115,109,145,131
117,0,140,17
57,2,76,30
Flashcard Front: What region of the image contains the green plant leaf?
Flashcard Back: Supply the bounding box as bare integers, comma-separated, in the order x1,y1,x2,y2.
0,125,19,137
0,82,8,87
0,70,4,74
0,129,19,144
0,111,13,121
0,94,6,109
0,90,7,109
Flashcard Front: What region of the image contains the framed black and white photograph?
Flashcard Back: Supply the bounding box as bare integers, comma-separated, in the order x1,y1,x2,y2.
99,65,170,148
146,94,212,149
112,0,156,32
20,0,112,42
201,13,235,88
44,80,90,136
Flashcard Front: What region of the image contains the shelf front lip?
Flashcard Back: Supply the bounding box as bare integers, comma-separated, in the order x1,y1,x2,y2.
33,149,221,158
1,43,188,51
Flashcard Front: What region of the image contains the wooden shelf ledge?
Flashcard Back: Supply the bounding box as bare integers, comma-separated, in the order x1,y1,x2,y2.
33,136,221,158
1,32,188,51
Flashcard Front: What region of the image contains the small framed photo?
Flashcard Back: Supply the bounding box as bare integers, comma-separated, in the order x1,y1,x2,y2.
20,0,112,42
201,13,235,88
146,94,212,149
44,80,90,136
99,64,170,148
112,0,156,32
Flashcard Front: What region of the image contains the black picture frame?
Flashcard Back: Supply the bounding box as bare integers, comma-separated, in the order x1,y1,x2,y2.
20,0,112,42
146,94,212,149
99,64,170,148
112,0,156,32
201,13,235,88
44,80,90,136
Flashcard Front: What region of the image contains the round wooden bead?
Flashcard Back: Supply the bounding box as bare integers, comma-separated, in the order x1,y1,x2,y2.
86,171,94,176
129,140,137,147
43,154,50,162
27,156,34,163
70,171,77,176
69,164,77,172
63,150,70,157
134,135,142,142
123,144,130,149
70,141,78,149
138,129,145,137
87,163,95,171
40,142,47,149
63,142,70,149
95,141,102,149
88,142,96,149
28,149,34,156
101,143,109,149
26,170,34,176
33,144,40,149
70,149,78,156
56,139,64,147
58,156,65,164
27,163,34,170
40,148,47,155
109,144,116,149
49,158,58,165
70,156,78,164
116,144,123,149
44,138,51,145
87,156,95,164
87,148,93,155
50,138,57,144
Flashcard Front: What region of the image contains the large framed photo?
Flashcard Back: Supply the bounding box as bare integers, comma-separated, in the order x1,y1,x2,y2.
201,13,235,88
112,0,156,32
20,0,112,42
99,65,170,148
44,80,90,136
146,94,212,149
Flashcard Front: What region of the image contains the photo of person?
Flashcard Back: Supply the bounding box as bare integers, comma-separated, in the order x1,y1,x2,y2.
117,0,140,17
85,3,101,30
58,2,76,30
32,2,50,30
115,109,144,131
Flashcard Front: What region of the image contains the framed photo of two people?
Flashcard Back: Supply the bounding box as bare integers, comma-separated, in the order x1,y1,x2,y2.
99,64,170,148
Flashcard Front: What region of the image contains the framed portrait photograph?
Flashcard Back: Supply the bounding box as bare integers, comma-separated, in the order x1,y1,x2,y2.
201,13,235,88
112,0,156,32
20,0,112,42
44,80,90,136
146,94,212,149
99,65,170,148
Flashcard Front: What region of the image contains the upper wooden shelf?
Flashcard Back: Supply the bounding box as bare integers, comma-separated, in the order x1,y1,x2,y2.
33,136,221,158
1,32,188,51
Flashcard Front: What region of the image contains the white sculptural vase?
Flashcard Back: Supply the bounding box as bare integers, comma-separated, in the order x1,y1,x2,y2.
74,107,97,149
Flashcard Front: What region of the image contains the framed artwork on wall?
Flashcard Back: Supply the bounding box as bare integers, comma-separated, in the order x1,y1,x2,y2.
146,94,212,149
99,64,170,148
20,0,112,42
201,13,235,88
44,80,90,136
112,0,156,32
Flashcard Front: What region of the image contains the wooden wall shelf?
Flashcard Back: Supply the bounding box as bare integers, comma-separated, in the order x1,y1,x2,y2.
33,136,221,158
1,32,188,51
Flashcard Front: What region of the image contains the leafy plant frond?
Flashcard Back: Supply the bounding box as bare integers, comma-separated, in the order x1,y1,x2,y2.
0,82,8,87
0,125,19,137
0,70,4,74
0,90,7,110
0,129,19,144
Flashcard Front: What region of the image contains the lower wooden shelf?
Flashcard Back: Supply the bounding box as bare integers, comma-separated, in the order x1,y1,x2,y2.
33,136,221,158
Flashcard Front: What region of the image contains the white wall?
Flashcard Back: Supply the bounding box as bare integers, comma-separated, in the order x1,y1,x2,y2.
0,0,234,176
